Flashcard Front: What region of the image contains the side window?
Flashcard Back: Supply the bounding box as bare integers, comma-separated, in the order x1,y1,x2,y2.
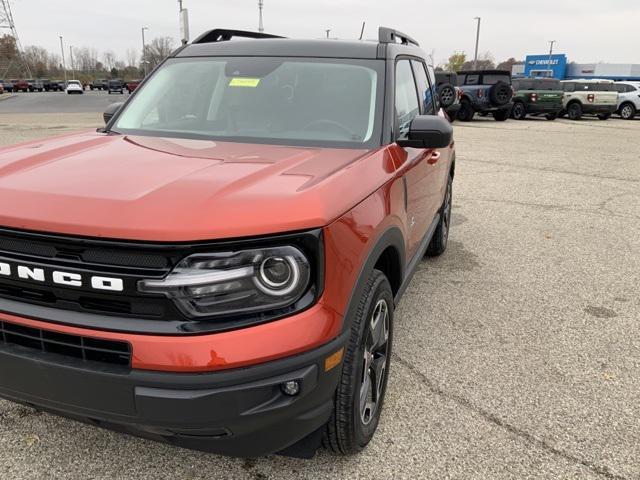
466,75,479,85
395,60,420,138
563,82,575,92
411,60,436,115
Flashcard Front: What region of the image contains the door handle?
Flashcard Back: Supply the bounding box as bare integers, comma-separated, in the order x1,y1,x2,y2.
427,151,441,165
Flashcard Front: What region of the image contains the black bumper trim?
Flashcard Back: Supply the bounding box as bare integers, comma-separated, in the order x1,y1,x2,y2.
0,330,349,457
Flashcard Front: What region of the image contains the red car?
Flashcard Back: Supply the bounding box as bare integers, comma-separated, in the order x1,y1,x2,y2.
0,27,455,458
126,79,141,93
11,79,29,92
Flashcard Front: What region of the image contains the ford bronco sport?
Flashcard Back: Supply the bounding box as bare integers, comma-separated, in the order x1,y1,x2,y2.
0,28,455,458
560,80,618,120
511,78,564,120
456,69,513,121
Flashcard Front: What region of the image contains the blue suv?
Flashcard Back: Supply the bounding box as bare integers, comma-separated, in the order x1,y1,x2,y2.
456,70,513,121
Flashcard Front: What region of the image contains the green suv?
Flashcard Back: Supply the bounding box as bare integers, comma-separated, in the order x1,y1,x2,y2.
511,78,564,120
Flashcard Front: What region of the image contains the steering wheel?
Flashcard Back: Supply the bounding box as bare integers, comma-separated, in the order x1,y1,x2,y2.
301,119,359,139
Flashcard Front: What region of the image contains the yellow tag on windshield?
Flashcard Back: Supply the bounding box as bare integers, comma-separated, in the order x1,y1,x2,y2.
229,78,261,88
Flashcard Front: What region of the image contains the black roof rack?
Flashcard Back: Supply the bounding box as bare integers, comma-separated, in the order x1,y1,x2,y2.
378,27,419,47
193,28,285,44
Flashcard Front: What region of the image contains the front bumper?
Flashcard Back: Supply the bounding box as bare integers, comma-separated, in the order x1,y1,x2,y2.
0,325,347,457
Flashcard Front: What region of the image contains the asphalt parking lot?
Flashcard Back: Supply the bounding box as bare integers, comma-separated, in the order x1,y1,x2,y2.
0,99,639,479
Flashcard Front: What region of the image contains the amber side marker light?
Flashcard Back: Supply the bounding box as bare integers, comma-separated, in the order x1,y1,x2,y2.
324,348,345,372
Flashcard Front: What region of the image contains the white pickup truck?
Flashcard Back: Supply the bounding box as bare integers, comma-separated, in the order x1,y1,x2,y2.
560,79,618,120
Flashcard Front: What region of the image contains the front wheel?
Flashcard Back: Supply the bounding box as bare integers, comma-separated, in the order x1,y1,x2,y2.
619,103,636,120
427,174,453,257
323,269,393,455
511,102,527,120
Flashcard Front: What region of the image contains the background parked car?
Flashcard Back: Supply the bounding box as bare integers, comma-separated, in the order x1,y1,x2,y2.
613,81,640,120
456,70,513,121
107,79,124,94
12,79,28,92
126,79,141,94
0,83,4,94
38,78,53,91
0,80,13,92
434,72,461,122
560,80,618,120
65,80,84,95
511,78,564,120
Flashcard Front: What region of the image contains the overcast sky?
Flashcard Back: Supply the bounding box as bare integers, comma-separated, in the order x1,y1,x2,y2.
10,0,640,66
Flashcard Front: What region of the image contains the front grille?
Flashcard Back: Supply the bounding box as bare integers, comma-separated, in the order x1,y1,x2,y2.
0,320,132,366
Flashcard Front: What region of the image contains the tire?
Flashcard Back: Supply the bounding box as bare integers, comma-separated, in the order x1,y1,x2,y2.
619,103,636,120
427,174,453,257
323,269,394,455
567,103,582,120
597,114,611,121
457,99,475,122
493,109,510,121
511,101,527,120
545,112,558,121
437,83,456,108
489,81,513,107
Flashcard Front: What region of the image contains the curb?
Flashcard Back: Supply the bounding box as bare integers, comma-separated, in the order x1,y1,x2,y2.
0,94,17,102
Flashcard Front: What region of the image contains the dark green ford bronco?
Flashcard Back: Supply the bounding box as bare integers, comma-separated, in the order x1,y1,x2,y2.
511,78,564,120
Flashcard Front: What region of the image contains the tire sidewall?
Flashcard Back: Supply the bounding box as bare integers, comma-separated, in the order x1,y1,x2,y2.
344,272,394,449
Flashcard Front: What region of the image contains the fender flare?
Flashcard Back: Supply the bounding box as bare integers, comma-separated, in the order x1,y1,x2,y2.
340,226,406,334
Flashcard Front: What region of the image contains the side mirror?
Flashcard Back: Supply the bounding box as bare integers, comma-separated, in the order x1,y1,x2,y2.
397,115,453,149
103,102,124,125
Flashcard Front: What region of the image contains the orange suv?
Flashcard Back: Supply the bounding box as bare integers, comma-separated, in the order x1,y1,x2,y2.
0,28,455,458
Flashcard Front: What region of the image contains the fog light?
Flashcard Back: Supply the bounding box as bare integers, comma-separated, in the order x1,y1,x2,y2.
281,380,300,396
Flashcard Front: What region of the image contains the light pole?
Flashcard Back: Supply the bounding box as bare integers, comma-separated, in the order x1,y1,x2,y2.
258,0,264,33
547,40,556,78
141,27,149,76
473,17,481,70
325,29,331,39
59,35,67,84
69,46,75,80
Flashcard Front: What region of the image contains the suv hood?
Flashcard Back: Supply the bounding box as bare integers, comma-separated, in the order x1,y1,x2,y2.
0,132,382,241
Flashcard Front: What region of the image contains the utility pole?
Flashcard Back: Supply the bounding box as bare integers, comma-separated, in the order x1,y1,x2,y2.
473,17,481,70
547,40,556,78
59,35,67,84
258,0,264,33
178,0,189,45
69,46,75,80
0,0,32,77
325,29,331,39
141,27,148,76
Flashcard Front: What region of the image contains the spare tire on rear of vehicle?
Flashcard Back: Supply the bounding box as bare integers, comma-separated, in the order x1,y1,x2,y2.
437,83,456,108
489,81,512,107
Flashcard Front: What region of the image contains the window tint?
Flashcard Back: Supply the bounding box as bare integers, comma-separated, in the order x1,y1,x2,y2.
562,82,575,92
465,75,479,85
573,82,616,92
411,60,436,115
483,74,511,85
395,60,420,138
457,74,466,86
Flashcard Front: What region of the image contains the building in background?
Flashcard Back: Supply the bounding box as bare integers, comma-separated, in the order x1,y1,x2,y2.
516,53,640,81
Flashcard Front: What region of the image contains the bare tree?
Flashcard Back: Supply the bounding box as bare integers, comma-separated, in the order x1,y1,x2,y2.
102,50,116,71
461,51,495,71
125,48,137,68
144,37,175,68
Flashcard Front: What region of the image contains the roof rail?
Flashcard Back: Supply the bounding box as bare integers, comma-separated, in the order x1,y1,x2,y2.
192,29,285,44
378,27,419,47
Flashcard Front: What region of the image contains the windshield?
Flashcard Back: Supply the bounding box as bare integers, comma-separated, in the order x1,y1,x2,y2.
113,57,384,148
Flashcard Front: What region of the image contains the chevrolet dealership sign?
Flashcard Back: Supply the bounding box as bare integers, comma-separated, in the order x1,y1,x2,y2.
524,54,568,79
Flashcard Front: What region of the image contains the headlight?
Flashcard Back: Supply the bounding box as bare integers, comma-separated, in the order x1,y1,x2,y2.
138,246,311,318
